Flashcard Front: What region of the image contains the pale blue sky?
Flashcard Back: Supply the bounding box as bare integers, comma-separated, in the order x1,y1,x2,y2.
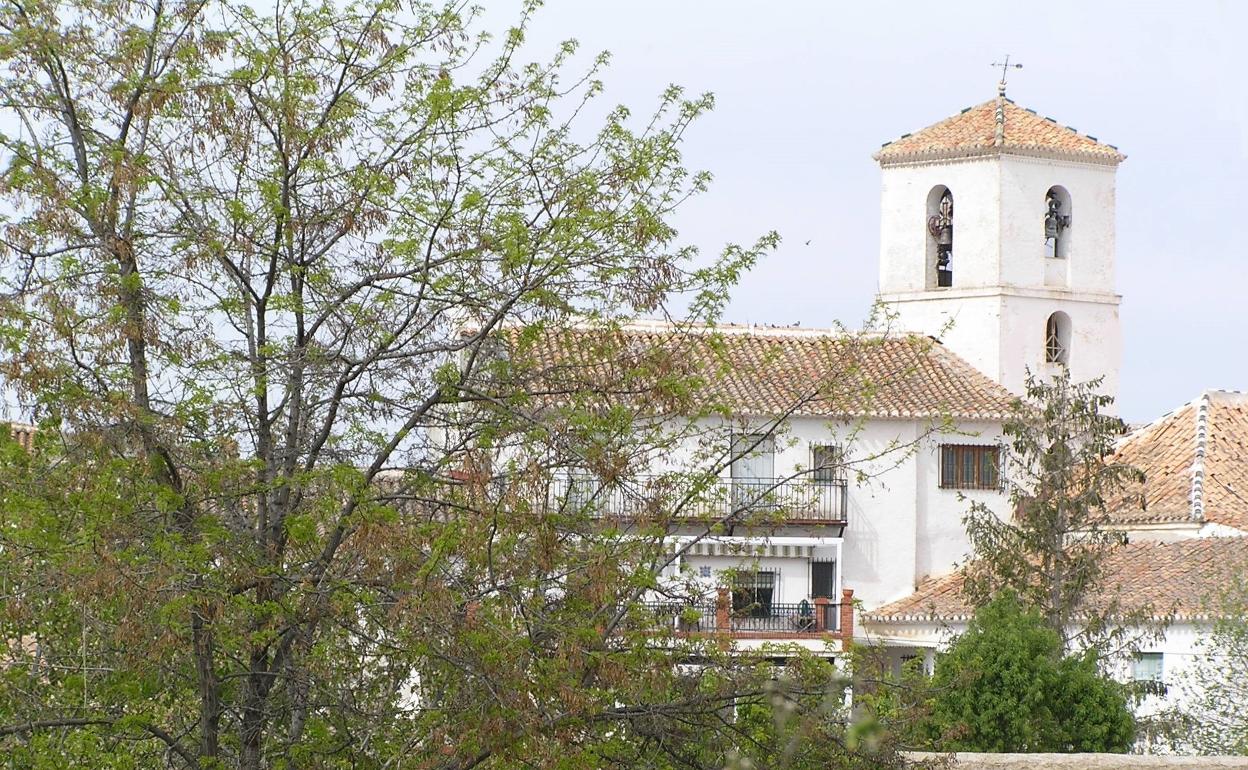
518,0,1247,422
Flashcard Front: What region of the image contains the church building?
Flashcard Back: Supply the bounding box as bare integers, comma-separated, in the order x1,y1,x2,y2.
860,88,1248,746
874,84,1124,404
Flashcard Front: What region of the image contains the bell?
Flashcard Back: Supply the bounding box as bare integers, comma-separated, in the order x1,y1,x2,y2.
1044,217,1060,241
936,226,952,248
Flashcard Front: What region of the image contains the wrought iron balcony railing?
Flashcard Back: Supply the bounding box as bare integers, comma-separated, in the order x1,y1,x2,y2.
637,599,841,636
547,474,848,525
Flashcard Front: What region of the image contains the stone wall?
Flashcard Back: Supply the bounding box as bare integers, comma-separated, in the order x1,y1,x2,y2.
905,753,1248,769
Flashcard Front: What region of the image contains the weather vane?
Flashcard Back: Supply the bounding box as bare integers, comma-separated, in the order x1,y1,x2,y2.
991,55,1023,95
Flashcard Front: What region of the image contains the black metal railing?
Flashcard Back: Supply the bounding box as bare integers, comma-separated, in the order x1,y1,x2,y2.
636,601,720,633
637,600,841,635
548,474,847,524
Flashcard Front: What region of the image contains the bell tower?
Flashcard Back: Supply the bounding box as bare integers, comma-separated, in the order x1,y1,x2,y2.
874,87,1124,405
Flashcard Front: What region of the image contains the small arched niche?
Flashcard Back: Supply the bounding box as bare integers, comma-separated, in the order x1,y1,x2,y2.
1044,311,1071,367
926,186,954,288
1043,186,1072,259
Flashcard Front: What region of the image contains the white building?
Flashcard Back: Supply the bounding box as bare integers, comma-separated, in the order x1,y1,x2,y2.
875,86,1124,406
861,390,1248,743
857,90,1247,737
593,89,1247,739
518,322,1016,657
490,87,1244,733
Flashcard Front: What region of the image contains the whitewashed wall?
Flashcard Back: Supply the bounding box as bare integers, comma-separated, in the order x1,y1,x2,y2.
652,414,1007,610
876,153,1122,406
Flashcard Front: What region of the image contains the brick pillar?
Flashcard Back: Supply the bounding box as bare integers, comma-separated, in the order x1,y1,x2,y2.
813,597,831,632
839,588,855,641
715,587,730,632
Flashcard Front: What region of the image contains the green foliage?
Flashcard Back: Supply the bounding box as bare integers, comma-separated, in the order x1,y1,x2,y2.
0,0,906,767
924,593,1134,753
962,370,1154,652
846,644,936,752
1162,572,1248,754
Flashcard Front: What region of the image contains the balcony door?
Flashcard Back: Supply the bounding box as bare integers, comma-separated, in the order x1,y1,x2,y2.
811,561,836,599
730,433,775,511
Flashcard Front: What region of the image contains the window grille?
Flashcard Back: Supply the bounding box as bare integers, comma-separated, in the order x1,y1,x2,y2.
811,562,836,599
811,444,844,484
939,444,1001,490
1045,314,1068,365
1132,652,1164,683
730,570,776,617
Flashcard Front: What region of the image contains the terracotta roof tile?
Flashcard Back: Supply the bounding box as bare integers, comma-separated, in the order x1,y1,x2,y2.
875,98,1124,166
863,536,1248,623
505,322,1018,422
1107,391,1248,530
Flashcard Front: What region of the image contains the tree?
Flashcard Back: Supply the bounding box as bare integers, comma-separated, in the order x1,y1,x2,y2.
0,0,904,767
961,371,1151,652
923,593,1135,753
1168,572,1248,754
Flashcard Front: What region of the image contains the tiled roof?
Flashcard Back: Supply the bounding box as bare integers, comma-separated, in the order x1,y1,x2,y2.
6,423,35,452
503,322,1018,422
863,536,1248,624
1107,391,1248,530
874,97,1125,166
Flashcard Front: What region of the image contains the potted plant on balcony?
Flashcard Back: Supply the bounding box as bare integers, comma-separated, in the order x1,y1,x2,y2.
677,604,702,632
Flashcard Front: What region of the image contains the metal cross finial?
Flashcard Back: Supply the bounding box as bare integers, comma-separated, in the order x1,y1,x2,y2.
991,55,1023,95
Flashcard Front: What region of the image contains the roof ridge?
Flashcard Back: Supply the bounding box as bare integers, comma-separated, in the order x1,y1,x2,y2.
1115,392,1205,448
612,319,901,341
1190,391,1212,522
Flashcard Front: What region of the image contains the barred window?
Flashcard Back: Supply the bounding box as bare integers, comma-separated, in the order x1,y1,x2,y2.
1132,652,1164,683
811,444,844,484
939,444,1000,490
730,570,776,617
1045,311,1071,366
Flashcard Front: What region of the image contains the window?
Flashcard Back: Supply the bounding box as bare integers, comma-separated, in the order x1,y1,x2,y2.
1045,311,1071,366
730,434,775,480
939,444,1000,490
731,433,776,510
1043,186,1072,259
1132,652,1164,683
811,444,844,483
731,570,776,617
811,561,836,599
926,186,954,288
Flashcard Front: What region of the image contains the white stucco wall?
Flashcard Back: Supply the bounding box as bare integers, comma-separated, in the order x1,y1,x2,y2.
863,617,1218,750
876,153,1123,407
677,553,836,605
649,414,1007,611
879,157,1004,294
997,156,1118,293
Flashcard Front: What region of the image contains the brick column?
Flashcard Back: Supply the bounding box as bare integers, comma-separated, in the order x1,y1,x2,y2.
813,597,831,632
715,587,730,632
839,588,855,641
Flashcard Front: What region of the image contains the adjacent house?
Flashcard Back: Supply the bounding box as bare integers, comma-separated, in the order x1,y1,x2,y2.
861,390,1248,732
487,322,1016,657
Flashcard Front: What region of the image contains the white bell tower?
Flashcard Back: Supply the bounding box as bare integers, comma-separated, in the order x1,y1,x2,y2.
874,87,1124,405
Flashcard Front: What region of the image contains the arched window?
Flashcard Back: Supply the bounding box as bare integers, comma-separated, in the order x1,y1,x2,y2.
1044,186,1072,259
926,186,954,287
1044,311,1071,366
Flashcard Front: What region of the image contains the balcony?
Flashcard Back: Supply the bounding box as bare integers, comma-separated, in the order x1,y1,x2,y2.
548,474,848,529
638,594,845,639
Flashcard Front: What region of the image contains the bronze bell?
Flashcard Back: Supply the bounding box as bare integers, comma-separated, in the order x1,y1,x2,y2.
936,224,953,248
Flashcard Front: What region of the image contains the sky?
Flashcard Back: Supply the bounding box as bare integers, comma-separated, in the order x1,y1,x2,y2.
511,0,1248,423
